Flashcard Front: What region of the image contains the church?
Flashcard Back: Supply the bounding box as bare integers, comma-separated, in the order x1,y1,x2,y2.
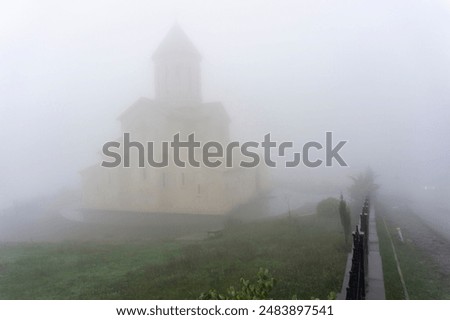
80,25,265,215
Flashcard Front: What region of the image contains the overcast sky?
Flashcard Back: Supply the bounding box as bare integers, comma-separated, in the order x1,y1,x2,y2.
1,0,450,206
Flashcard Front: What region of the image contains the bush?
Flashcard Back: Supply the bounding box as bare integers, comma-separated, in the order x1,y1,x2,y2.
316,198,340,218
199,268,275,300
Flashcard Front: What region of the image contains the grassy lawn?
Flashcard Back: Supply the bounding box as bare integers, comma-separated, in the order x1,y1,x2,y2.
0,214,347,299
0,242,180,299
376,206,450,299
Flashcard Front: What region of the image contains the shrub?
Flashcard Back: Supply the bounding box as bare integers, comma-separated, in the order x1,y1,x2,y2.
339,195,351,249
199,268,275,300
316,198,340,218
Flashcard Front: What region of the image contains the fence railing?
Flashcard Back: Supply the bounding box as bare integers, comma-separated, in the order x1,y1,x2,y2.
345,198,370,300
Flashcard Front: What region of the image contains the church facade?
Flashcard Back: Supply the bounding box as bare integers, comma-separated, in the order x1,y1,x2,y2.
80,25,265,215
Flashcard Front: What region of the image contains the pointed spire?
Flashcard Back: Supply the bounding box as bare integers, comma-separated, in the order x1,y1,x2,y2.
152,24,201,60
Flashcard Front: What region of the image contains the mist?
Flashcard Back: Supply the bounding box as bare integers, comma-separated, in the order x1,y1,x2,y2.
0,0,449,301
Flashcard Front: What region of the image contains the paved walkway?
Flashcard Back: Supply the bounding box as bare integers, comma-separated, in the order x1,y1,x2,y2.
366,206,385,299
338,205,385,299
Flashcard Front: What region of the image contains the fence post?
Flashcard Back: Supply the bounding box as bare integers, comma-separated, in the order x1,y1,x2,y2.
360,211,369,280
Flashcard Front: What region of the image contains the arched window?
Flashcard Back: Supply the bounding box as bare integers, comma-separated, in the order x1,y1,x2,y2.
165,65,169,95
187,66,192,96
162,173,166,188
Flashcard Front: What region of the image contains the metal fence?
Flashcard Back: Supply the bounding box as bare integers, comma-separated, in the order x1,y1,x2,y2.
345,198,370,300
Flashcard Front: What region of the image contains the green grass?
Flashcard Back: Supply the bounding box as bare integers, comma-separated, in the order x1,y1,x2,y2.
0,214,347,299
376,207,450,299
0,242,180,299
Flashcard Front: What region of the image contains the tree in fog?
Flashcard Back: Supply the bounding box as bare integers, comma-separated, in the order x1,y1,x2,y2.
348,168,379,205
339,194,351,249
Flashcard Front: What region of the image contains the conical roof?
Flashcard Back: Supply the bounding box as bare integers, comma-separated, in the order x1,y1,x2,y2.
152,24,201,60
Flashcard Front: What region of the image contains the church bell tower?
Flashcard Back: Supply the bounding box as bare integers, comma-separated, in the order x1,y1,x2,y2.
152,24,202,105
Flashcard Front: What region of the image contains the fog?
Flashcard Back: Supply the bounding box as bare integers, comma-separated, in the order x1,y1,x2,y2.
1,0,450,236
